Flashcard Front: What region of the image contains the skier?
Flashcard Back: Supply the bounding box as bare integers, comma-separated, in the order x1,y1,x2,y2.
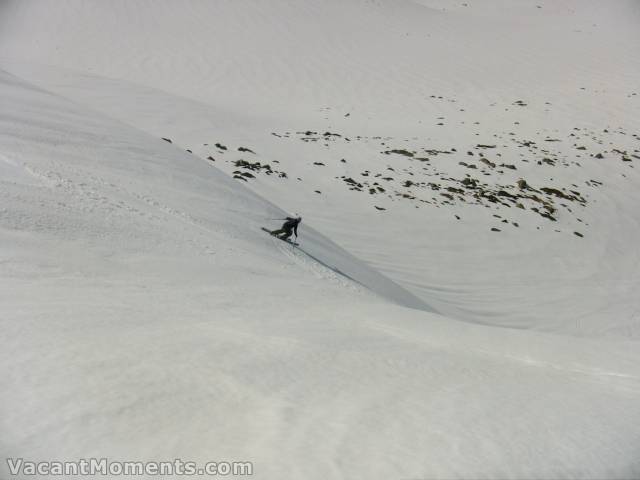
270,215,301,241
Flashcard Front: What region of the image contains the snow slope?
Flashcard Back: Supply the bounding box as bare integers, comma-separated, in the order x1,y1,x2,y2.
2,0,639,335
1,1,640,478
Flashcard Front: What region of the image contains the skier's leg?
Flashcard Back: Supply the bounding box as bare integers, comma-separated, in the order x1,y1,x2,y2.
270,228,285,236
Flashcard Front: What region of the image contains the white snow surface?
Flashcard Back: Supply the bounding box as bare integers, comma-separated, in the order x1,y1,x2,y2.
1,1,640,478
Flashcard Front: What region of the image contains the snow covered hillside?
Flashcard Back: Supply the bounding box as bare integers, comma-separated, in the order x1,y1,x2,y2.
1,1,640,478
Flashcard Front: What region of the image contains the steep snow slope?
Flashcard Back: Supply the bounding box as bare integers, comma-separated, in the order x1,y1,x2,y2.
2,0,640,478
0,67,429,311
2,0,639,335
2,67,640,480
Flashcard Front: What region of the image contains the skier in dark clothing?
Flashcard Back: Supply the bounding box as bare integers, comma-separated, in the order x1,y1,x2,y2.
270,215,301,240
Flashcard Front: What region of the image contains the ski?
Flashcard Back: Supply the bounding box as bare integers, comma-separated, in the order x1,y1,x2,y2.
261,227,299,246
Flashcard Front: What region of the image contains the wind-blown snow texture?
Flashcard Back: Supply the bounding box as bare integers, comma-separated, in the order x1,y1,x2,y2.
1,1,640,478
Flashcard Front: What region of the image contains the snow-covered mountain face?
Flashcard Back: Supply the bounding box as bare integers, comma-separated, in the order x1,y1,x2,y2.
2,0,639,335
1,1,640,478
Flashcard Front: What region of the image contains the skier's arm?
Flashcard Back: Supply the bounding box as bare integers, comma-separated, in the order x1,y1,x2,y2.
294,223,298,237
